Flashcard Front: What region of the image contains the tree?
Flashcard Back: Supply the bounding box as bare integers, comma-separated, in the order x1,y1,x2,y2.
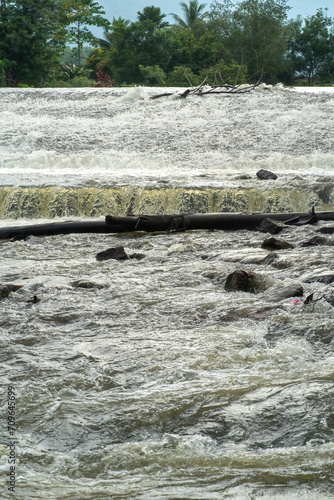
288,9,334,85
231,0,292,81
0,0,69,86
136,6,169,28
171,0,208,37
66,0,110,67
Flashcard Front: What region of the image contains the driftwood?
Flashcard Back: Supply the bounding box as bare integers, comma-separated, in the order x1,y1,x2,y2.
150,79,263,100
0,210,333,240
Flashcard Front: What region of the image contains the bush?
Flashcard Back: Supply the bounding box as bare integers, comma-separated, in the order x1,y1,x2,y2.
139,65,166,86
166,66,200,87
199,60,247,86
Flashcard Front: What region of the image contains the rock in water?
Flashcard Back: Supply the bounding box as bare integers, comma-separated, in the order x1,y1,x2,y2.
262,237,294,250
256,169,278,180
0,285,11,299
225,269,265,293
96,246,129,261
259,218,286,234
265,284,304,302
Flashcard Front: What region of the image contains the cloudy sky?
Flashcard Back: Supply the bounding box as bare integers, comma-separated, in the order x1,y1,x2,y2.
98,0,333,24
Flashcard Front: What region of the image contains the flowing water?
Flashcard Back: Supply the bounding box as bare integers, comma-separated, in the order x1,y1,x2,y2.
0,85,334,499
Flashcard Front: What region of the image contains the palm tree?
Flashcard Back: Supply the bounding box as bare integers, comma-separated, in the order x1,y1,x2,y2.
171,0,207,30
137,6,169,28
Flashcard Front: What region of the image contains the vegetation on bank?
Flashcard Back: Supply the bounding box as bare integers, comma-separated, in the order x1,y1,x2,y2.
1,0,334,88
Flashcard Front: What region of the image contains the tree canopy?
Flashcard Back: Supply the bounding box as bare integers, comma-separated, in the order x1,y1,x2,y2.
1,0,334,87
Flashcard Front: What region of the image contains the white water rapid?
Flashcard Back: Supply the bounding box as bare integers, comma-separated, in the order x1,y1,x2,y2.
0,85,334,499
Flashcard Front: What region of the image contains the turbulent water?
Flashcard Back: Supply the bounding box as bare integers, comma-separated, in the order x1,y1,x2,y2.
0,85,334,499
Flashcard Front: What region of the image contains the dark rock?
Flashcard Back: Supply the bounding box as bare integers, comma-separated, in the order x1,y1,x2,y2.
71,280,107,289
318,227,334,234
2,284,23,292
0,285,11,299
129,252,146,260
262,237,294,250
225,269,266,293
234,174,252,180
240,252,279,265
96,246,129,261
259,218,286,234
256,169,278,180
258,253,279,265
265,283,304,302
323,291,334,307
301,271,334,285
301,236,329,247
27,295,41,304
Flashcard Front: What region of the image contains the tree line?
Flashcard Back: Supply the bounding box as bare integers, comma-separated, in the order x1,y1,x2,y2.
1,0,334,88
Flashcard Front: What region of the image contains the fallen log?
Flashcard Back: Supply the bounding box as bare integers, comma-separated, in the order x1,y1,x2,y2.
1,210,334,240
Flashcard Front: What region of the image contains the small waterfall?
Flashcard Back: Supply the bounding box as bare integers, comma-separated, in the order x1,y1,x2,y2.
0,184,332,219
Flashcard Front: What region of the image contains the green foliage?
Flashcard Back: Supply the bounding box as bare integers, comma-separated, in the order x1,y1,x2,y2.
66,0,110,67
136,6,169,28
0,0,69,86
171,1,208,37
0,0,108,86
139,65,166,86
199,59,248,85
1,0,334,87
166,66,201,86
0,65,6,87
288,9,334,85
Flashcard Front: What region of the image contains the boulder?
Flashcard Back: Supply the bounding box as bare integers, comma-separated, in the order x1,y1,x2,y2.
262,237,294,250
259,218,286,234
256,169,278,180
225,269,266,293
301,236,329,247
301,270,334,285
0,283,22,299
96,246,129,261
265,283,304,302
0,285,11,299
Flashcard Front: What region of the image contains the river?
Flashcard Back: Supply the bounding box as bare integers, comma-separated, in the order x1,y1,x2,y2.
0,85,334,499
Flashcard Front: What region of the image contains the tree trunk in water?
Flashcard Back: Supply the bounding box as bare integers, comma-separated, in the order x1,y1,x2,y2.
0,211,333,240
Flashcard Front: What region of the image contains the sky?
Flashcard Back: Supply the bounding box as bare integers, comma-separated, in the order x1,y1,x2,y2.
98,0,333,25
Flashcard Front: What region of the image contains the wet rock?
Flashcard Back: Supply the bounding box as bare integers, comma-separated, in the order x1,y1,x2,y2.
26,295,41,304
261,237,294,250
234,174,252,180
0,285,11,299
3,284,23,292
203,272,226,284
71,280,107,289
301,270,334,285
318,227,334,234
259,218,286,234
225,269,266,293
256,169,278,180
96,246,129,261
258,252,279,265
265,283,304,302
323,290,334,307
129,252,146,260
247,305,283,321
301,235,329,247
240,252,279,266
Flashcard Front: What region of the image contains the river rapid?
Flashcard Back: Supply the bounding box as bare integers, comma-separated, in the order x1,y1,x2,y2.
0,85,334,499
